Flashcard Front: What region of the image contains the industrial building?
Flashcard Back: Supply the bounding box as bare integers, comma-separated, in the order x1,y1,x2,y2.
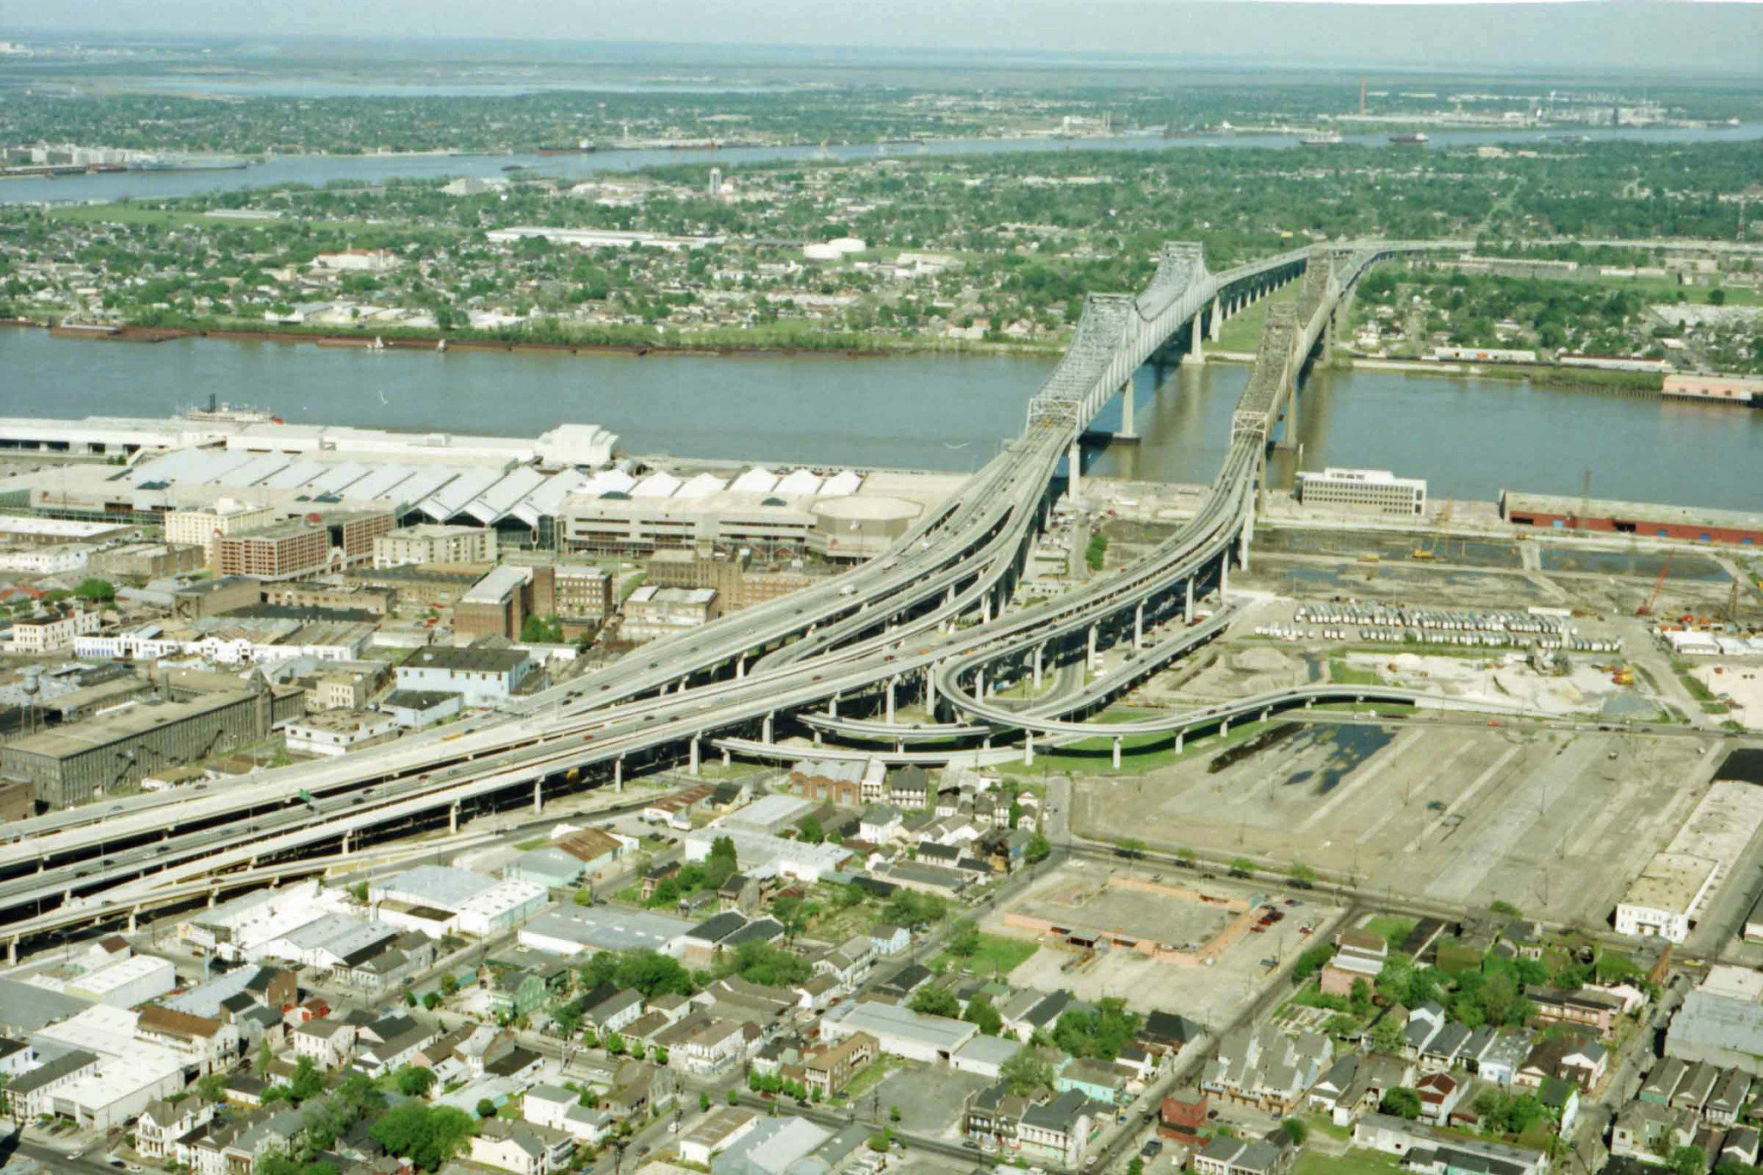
1295,467,1427,517
819,999,978,1064
0,679,298,807
282,709,400,757
553,565,614,626
516,905,695,957
375,523,499,568
1501,491,1763,546
622,586,719,642
394,646,532,707
454,564,535,642
215,521,328,581
344,563,490,608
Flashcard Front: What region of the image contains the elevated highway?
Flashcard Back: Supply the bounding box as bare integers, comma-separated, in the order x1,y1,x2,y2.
1,238,1484,955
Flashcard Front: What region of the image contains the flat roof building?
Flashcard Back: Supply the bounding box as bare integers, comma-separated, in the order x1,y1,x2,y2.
394,645,532,708
819,998,978,1064
216,520,329,582
375,524,499,569
1502,491,1763,547
517,905,695,958
1295,468,1427,517
1617,853,1718,944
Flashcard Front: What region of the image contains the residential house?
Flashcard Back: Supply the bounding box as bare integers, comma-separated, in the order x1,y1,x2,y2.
1139,1010,1205,1058
1707,1070,1753,1126
1527,986,1625,1038
813,935,877,993
1018,1089,1096,1168
1417,1073,1465,1123
679,1108,760,1166
1538,1076,1580,1134
860,805,904,842
1642,1058,1688,1105
292,1018,355,1069
1722,1127,1761,1167
870,924,910,957
1419,1022,1473,1074
1612,1101,1699,1162
803,1031,877,1098
889,767,929,809
1517,1033,1608,1093
1160,1093,1209,1145
135,1096,217,1162
1477,1030,1536,1088
469,1118,573,1175
525,1084,612,1146
1322,929,1389,997
1403,1002,1447,1059
719,874,762,915
1058,1056,1133,1106
1671,1062,1721,1116
585,990,646,1038
1329,1054,1414,1128
1353,1113,1548,1175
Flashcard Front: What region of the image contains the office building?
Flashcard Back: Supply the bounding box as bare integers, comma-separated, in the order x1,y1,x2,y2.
216,521,328,582
165,499,277,568
622,586,718,642
375,524,499,569
1294,468,1427,517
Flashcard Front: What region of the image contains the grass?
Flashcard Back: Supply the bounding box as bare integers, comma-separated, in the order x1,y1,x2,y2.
934,933,1039,980
1329,658,1383,686
514,837,549,852
1217,286,1300,352
1361,914,1417,947
1295,1149,1405,1175
842,1055,900,1101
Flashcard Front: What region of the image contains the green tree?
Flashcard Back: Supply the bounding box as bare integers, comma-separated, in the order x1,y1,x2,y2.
1282,1119,1308,1145
286,1055,324,1104
1369,1013,1406,1055
798,817,824,844
964,992,1003,1036
1117,838,1146,860
1293,943,1334,981
1381,1087,1422,1120
700,1091,712,1112
476,1098,497,1118
908,986,962,1017
889,1104,902,1124
369,1104,478,1172
1289,863,1318,888
947,919,982,959
723,940,811,987
1000,1047,1057,1097
74,577,115,602
1229,857,1257,878
1025,832,1052,862
728,1087,740,1106
1673,1149,1707,1175
395,1066,437,1097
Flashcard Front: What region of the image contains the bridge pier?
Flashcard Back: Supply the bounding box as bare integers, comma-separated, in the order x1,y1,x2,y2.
1220,558,1229,597
5,938,13,966
1118,379,1137,440
1210,295,1223,342
1134,603,1144,650
449,800,460,833
128,907,138,932
614,757,623,792
1033,644,1044,689
1184,315,1205,366
925,669,937,714
976,669,986,697
736,656,745,680
762,713,774,744
1112,737,1123,770
1068,439,1082,504
1087,623,1098,668
1304,697,1313,710
689,737,700,776
1239,529,1251,572
1023,734,1035,767
885,679,896,725
1220,718,1230,738
532,779,542,815
723,748,731,767
828,694,839,718
1185,579,1194,624
982,595,992,624
1175,730,1184,755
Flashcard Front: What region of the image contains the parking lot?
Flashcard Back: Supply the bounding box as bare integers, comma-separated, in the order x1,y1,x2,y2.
872,1065,994,1140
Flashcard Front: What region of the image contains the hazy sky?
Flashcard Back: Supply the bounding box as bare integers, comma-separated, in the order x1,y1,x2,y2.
13,1,1763,74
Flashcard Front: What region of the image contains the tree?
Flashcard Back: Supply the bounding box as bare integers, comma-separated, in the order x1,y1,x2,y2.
964,992,1003,1036
1672,1148,1707,1175
798,816,824,844
724,940,811,987
1289,863,1318,888
369,1104,478,1172
1025,832,1052,862
885,890,947,930
1292,943,1334,981
74,577,115,602
422,991,440,1011
1369,1013,1406,1056
1128,1160,1145,1175
705,836,739,887
196,1073,227,1103
908,986,961,1017
476,1098,497,1118
889,1104,902,1124
1000,1047,1057,1097
1175,846,1198,867
700,1091,712,1112
1052,998,1141,1060
395,1066,437,1097
947,919,982,959
1117,838,1146,860
286,1055,324,1104
1282,1119,1308,1145
728,1087,740,1106
1229,857,1257,878
1381,1087,1422,1120
1708,289,1727,307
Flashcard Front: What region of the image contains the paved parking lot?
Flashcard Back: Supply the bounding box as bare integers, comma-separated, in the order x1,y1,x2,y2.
874,1066,994,1139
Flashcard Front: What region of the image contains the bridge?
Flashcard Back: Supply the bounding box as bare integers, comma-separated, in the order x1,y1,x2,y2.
0,238,1480,956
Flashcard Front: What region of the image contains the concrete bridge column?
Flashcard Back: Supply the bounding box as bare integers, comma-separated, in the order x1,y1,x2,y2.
207,889,218,908
976,668,986,697
340,833,352,858
896,739,905,754
813,727,822,747
1239,529,1251,572
828,694,839,718
1118,379,1137,440
1220,718,1230,738
689,736,701,776
1175,730,1184,755
723,748,731,767
1032,644,1044,689
1184,316,1204,366
1220,559,1229,597
1024,734,1035,767
1209,295,1223,342
982,594,993,624
1134,603,1145,650
5,938,14,966
925,670,937,714
614,757,623,792
1087,623,1098,667
1185,579,1195,624
449,800,460,833
1068,439,1082,503
885,679,896,725
532,779,542,815
983,734,992,750
1112,737,1123,770
1305,697,1314,710
736,656,746,680
1261,708,1272,723
762,713,774,744
128,907,138,932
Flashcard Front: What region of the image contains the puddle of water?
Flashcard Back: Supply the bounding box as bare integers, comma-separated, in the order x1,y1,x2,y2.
1281,723,1396,795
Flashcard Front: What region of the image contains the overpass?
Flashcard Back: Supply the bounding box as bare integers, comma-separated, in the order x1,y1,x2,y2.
0,238,1482,954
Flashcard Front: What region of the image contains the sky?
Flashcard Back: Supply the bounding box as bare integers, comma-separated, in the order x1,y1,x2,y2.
11,1,1763,74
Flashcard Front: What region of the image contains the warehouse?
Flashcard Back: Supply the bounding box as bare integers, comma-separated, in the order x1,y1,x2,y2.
517,905,694,958
66,955,176,1008
0,681,289,808
818,999,977,1064
394,646,532,707
1501,491,1763,546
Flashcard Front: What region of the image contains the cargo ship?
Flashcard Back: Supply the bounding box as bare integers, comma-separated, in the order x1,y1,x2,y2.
1389,132,1430,145
1301,131,1343,147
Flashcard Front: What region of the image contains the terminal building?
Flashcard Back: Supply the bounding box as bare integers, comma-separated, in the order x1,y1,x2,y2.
1294,468,1427,517
1502,491,1763,546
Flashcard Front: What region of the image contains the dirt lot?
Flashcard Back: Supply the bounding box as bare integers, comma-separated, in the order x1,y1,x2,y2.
1073,724,1720,932
986,861,1345,1027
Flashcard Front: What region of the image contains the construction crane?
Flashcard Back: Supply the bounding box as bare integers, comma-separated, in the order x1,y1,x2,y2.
1637,554,1672,616
1412,496,1453,560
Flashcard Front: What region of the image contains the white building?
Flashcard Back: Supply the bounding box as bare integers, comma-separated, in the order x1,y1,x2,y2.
66,954,177,1008
1617,852,1719,943
454,880,550,937
1294,468,1427,517
622,586,718,642
394,646,532,707
818,999,977,1064
9,607,102,653
282,709,400,757
0,546,91,574
374,524,498,568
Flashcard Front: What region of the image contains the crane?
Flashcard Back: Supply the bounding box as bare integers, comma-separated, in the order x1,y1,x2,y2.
1637,554,1672,617
1412,496,1453,560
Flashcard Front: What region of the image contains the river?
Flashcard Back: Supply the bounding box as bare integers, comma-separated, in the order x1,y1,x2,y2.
6,327,1760,511
3,123,1757,205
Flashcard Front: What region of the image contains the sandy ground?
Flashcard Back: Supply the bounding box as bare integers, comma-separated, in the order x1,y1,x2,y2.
1692,663,1763,730
1074,725,1717,931
1344,649,1639,717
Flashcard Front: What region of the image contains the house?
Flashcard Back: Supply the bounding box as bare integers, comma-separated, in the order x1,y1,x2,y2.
1671,1062,1720,1115
1477,1030,1535,1088
860,805,903,842
1706,1069,1753,1126
1139,1010,1205,1057
135,1096,217,1161
1518,1033,1608,1093
1416,1073,1465,1123
889,767,929,808
802,1031,877,1098
1018,1089,1097,1167
1538,1076,1580,1133
870,924,910,957
352,1014,437,1077
585,990,646,1037
1161,1093,1209,1145
1195,1137,1248,1175
1058,1056,1133,1105
524,1084,612,1146
719,873,762,915
679,1108,760,1165
1722,1127,1761,1167
469,1118,573,1175
603,1059,677,1119
1330,1054,1414,1128
1322,929,1389,997
1527,986,1624,1038
1612,1101,1699,1161
1403,1002,1447,1059
1420,1022,1473,1074
1310,1055,1361,1119
813,935,877,992
292,1018,355,1069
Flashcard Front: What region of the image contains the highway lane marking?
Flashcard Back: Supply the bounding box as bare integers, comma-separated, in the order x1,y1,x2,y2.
1409,742,1525,850
1354,736,1477,846
1299,729,1423,831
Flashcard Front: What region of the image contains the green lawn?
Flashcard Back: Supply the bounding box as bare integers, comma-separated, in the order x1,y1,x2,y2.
1218,286,1301,352
1329,658,1383,686
1361,915,1417,947
935,933,1039,979
1294,1149,1405,1175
